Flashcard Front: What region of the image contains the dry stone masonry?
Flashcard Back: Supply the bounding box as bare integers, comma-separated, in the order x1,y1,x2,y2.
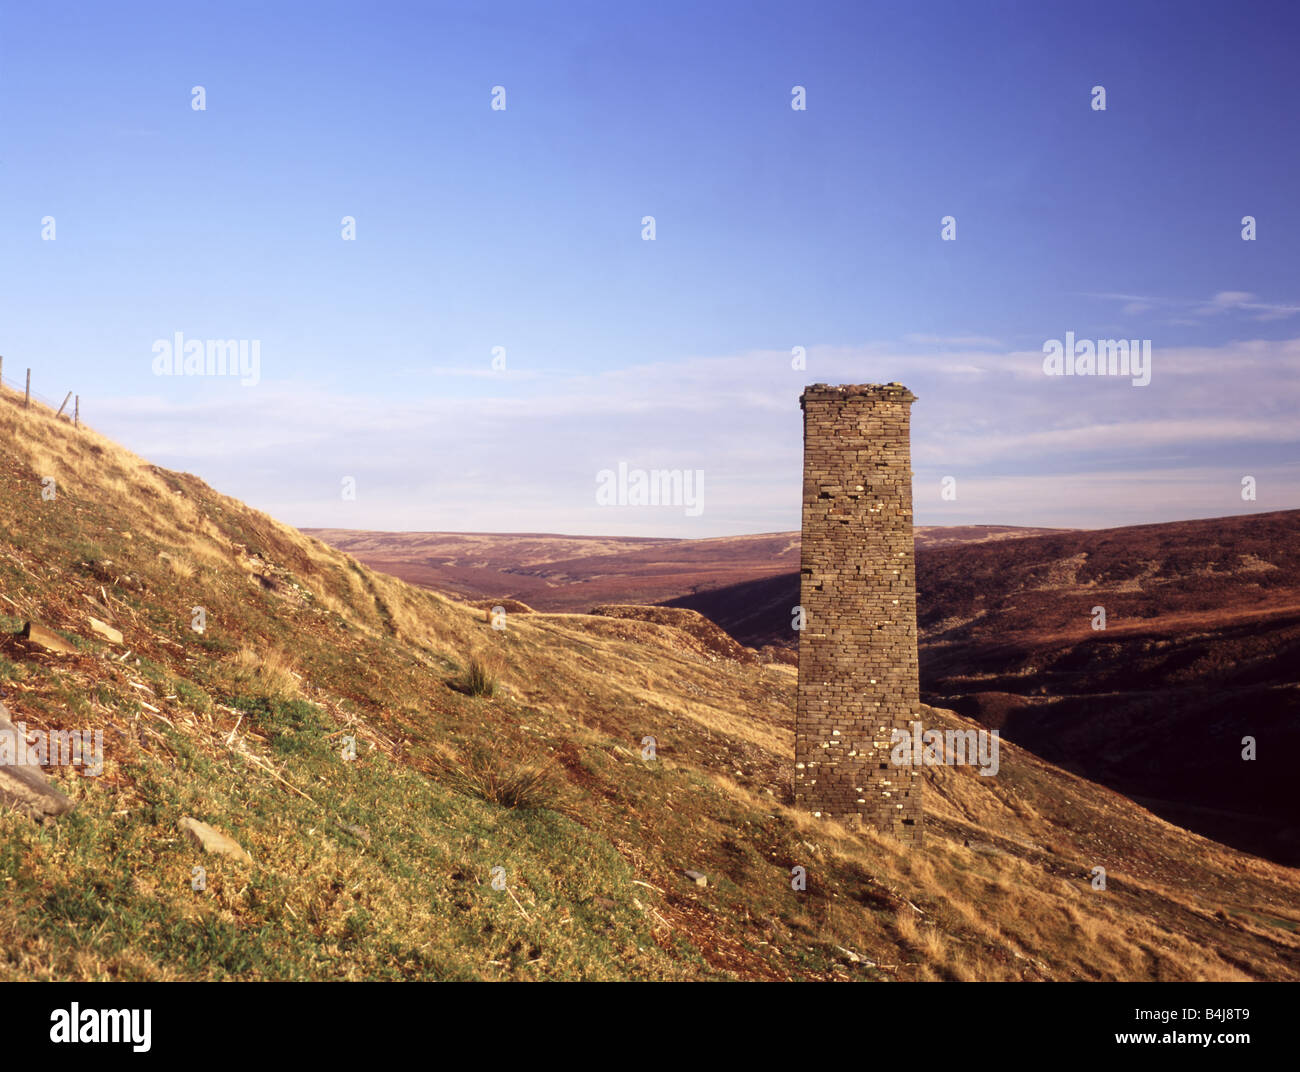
796,383,922,843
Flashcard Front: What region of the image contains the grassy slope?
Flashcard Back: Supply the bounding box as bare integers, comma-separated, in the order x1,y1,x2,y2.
2,389,1298,981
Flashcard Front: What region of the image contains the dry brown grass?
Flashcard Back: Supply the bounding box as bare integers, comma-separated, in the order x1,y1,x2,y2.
228,646,302,702
163,553,196,582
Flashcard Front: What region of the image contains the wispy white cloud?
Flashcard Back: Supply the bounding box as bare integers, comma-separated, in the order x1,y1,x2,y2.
87,336,1300,537
1087,290,1300,322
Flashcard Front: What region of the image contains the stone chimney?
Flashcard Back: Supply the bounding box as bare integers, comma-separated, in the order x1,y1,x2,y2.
795,383,922,842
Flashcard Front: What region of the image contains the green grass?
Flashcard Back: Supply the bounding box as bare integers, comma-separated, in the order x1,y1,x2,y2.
0,679,696,980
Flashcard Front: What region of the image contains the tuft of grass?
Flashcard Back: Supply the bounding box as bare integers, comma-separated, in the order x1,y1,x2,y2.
227,646,302,703
463,656,497,698
438,750,568,814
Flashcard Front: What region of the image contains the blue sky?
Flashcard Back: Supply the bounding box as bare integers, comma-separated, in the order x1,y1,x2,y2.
2,0,1298,536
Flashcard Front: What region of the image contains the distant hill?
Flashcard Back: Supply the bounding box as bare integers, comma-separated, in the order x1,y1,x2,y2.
305,525,1068,612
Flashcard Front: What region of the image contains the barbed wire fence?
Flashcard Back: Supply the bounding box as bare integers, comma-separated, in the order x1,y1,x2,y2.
0,355,81,427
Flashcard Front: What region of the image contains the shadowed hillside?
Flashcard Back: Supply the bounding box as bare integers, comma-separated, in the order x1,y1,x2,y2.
914,511,1300,866
3,390,1298,980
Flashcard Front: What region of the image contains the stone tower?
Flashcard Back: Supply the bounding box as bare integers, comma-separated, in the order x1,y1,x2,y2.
795,383,922,842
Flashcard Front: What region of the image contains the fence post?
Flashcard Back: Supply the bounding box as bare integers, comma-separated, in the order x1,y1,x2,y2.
75,395,80,428
25,369,31,409
56,391,72,418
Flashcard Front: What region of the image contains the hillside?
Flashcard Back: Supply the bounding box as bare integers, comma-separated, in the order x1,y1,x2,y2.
666,512,1300,864
3,391,1299,980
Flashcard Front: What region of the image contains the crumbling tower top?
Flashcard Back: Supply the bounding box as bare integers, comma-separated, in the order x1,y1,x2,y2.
799,382,918,407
